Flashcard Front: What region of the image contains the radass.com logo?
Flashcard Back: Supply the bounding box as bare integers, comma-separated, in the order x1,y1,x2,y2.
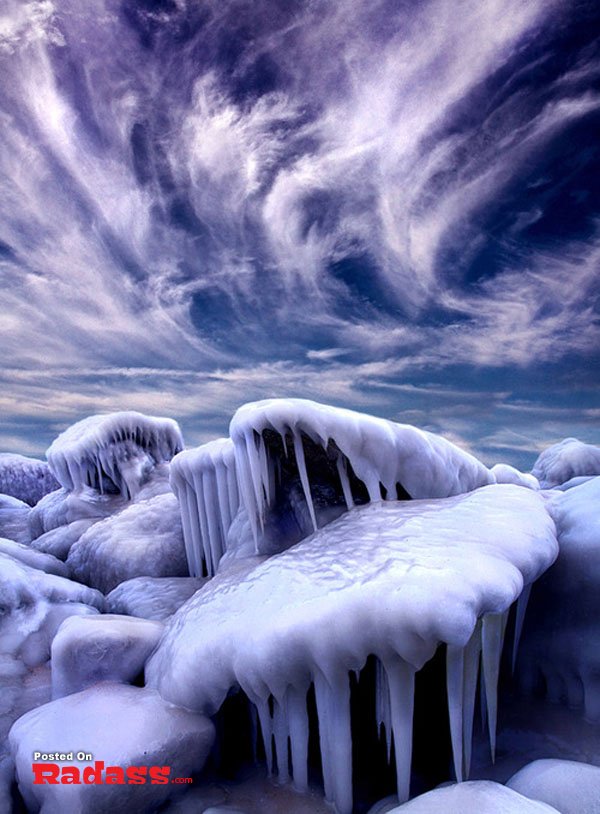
32,752,193,785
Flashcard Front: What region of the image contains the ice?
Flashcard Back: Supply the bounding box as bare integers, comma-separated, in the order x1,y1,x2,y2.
9,682,214,814
384,780,560,812
506,758,600,813
106,576,208,621
491,464,539,490
0,537,69,577
0,494,31,544
228,399,494,550
0,453,59,506
51,614,164,698
47,411,183,499
29,519,96,560
170,439,239,577
147,484,557,812
531,438,600,489
67,492,189,593
516,477,600,720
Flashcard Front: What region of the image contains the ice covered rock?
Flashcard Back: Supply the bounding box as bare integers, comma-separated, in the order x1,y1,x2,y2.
532,438,600,489
517,477,600,719
491,464,539,490
176,399,494,575
106,576,207,621
67,492,188,593
0,494,31,544
386,780,560,812
47,411,183,499
29,519,96,560
506,758,600,813
147,484,557,813
0,537,68,577
9,682,215,814
0,453,59,507
51,614,164,698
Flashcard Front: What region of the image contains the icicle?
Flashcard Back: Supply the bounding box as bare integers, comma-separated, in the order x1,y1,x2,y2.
258,433,272,505
185,482,204,576
249,701,260,764
512,583,532,673
336,455,354,511
375,660,392,761
255,698,274,776
385,658,415,804
293,431,318,532
236,436,260,543
245,430,267,527
215,461,232,541
314,671,353,814
203,470,223,571
191,475,212,575
226,460,239,522
176,481,197,576
272,697,290,783
446,644,464,783
287,685,309,793
482,611,508,762
463,620,482,779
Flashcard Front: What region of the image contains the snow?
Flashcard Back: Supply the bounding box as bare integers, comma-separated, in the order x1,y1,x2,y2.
9,682,215,814
491,464,539,490
147,484,557,813
29,519,96,560
170,438,239,577
46,411,183,499
516,477,600,721
386,780,560,812
507,759,600,813
0,537,69,577
106,576,207,621
67,492,189,593
0,453,59,506
0,494,31,544
532,438,600,489
51,614,164,698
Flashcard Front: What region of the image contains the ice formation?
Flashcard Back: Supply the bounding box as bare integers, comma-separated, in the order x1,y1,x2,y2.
46,411,183,499
531,438,600,489
67,492,188,593
386,780,560,812
9,682,215,814
29,519,96,560
0,454,59,507
51,614,164,699
490,464,539,490
0,538,69,578
176,399,494,575
170,439,239,577
506,759,600,813
0,494,31,544
106,576,207,621
517,476,600,720
147,484,557,813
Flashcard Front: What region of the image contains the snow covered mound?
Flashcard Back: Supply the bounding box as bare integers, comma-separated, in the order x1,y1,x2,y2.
0,537,68,577
51,614,164,698
517,477,600,719
387,780,560,812
147,484,557,813
0,453,59,506
507,759,600,814
0,494,31,544
46,411,183,499
491,464,539,490
29,519,96,561
9,682,215,814
107,576,207,621
67,493,188,593
170,439,239,577
532,438,600,489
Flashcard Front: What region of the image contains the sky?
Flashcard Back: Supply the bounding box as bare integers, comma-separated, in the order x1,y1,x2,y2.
0,0,598,470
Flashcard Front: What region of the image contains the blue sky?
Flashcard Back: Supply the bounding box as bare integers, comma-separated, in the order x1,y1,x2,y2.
0,0,598,470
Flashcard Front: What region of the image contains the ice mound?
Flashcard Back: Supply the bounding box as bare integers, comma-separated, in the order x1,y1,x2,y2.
147,484,557,813
0,537,68,577
507,759,600,813
491,464,539,490
386,780,560,812
0,494,31,544
9,682,215,814
0,453,59,506
517,477,600,719
46,411,183,499
532,438,600,489
106,576,207,621
29,519,96,560
176,399,494,576
67,492,189,593
51,614,164,698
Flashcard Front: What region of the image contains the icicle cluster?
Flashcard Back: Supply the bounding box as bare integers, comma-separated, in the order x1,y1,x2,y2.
230,399,494,543
169,439,239,576
46,412,183,499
